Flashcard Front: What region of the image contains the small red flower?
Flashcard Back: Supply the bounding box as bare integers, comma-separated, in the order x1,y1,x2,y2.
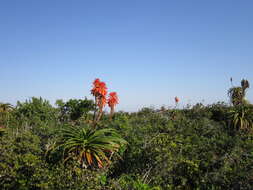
175,96,179,103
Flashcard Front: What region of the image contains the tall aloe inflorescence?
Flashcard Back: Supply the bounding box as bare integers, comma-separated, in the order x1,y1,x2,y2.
48,79,124,169
91,79,108,122
108,92,119,120
91,78,119,122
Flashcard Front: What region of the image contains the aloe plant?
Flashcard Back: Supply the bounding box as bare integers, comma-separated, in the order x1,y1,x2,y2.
55,125,127,168
0,103,13,113
229,105,253,131
228,79,250,106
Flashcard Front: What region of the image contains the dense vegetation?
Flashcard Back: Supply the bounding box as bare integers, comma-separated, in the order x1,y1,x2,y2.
0,79,253,190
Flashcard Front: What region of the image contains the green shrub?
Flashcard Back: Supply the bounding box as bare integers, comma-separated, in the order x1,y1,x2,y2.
56,98,95,122
1,99,253,189
14,97,56,128
228,105,253,131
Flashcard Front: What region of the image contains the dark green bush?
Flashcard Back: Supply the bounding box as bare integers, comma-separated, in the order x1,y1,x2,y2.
13,97,57,128
56,98,95,122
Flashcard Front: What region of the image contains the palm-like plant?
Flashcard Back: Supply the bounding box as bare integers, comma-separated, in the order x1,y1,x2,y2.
0,103,13,113
228,105,253,131
228,79,250,106
56,125,127,168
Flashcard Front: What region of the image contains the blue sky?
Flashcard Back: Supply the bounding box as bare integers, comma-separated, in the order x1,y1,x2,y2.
0,0,253,111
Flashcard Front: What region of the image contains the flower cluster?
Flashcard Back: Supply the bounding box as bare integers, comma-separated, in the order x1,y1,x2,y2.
91,79,107,97
91,78,119,121
108,92,119,108
91,78,108,108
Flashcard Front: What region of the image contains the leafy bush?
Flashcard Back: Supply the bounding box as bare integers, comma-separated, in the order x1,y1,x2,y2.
56,98,95,122
14,97,56,128
109,174,161,190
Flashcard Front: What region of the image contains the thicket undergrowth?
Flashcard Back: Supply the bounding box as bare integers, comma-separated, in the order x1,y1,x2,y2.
1,79,253,189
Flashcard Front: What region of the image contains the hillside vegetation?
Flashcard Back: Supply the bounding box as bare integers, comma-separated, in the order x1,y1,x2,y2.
0,79,253,190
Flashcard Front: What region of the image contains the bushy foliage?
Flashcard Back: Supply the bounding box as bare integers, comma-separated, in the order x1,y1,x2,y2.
56,98,95,122
1,97,253,189
110,107,253,189
13,97,56,127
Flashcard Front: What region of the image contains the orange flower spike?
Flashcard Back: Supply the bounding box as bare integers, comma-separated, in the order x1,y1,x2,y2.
91,78,109,123
108,92,119,108
175,96,179,103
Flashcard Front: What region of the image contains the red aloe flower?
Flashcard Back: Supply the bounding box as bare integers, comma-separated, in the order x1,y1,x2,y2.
91,78,108,122
91,78,107,97
108,92,119,108
108,92,119,119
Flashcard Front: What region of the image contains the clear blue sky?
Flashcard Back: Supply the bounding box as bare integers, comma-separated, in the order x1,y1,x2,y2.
1,0,253,111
